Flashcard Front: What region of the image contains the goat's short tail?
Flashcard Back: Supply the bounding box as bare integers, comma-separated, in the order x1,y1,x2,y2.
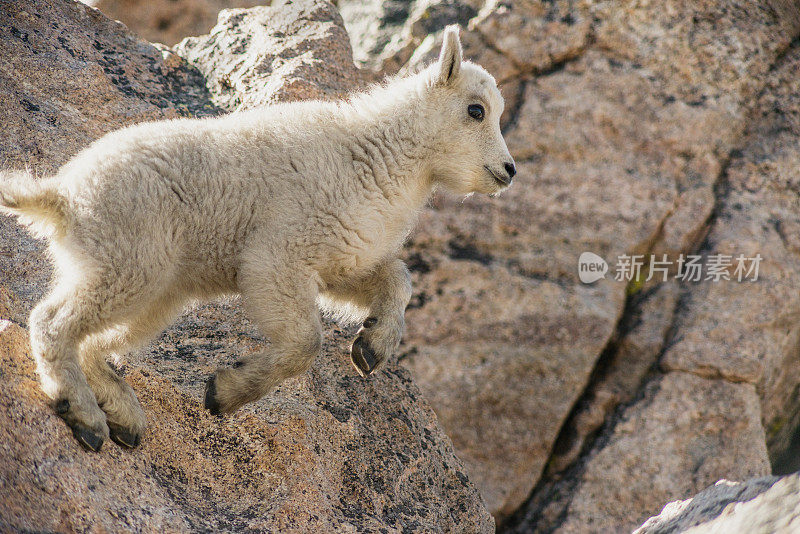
0,170,69,239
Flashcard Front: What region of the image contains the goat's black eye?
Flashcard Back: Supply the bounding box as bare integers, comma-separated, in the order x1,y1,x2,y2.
468,104,484,121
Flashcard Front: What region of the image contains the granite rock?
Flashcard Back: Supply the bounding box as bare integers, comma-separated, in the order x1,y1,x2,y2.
174,0,361,111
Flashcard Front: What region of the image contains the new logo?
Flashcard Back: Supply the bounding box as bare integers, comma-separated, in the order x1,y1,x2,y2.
578,252,608,284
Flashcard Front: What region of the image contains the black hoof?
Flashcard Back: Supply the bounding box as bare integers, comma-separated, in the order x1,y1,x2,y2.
55,398,70,415
351,336,379,378
72,425,104,452
204,375,222,416
109,426,141,448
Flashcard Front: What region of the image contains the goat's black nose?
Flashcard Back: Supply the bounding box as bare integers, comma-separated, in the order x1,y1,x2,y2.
504,162,516,178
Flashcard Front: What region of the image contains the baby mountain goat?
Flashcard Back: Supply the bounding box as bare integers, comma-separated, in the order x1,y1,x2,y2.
0,27,515,451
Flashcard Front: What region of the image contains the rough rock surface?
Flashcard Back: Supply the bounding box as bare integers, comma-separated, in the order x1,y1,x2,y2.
84,0,264,46
521,372,771,533
0,0,215,326
661,38,800,470
339,0,800,527
174,1,362,110
337,0,483,72
514,35,800,534
0,1,494,532
545,281,680,476
635,472,800,534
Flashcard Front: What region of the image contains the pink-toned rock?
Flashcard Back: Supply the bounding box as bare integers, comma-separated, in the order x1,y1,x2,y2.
510,372,771,533
661,40,800,469
562,372,770,532
401,256,620,517
473,0,591,73
592,0,800,107
546,281,680,476
85,0,264,46
0,312,493,532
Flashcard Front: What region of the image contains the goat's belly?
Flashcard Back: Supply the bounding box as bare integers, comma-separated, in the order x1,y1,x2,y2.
176,243,241,295
175,262,239,297
316,243,396,290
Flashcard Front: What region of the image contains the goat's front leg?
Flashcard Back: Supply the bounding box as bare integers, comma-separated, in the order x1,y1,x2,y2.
205,263,323,415
327,259,412,377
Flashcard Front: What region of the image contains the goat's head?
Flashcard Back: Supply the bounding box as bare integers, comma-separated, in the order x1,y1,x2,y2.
426,25,516,196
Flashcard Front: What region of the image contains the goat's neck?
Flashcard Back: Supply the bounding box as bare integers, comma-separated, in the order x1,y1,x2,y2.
349,96,438,211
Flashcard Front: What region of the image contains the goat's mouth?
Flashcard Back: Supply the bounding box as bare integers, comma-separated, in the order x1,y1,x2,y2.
484,165,511,187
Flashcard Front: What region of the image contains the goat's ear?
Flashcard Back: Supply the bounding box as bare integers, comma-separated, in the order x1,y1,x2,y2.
436,25,462,86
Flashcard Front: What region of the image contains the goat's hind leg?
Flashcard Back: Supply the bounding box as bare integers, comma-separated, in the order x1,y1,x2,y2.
81,331,145,448
80,295,180,448
30,265,167,451
30,284,117,451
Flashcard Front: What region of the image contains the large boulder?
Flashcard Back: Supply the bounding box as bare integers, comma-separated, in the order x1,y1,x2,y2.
508,32,800,534
0,1,494,531
174,1,363,110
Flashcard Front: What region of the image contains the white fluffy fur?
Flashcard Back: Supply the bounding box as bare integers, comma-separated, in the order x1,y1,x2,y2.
0,26,514,447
